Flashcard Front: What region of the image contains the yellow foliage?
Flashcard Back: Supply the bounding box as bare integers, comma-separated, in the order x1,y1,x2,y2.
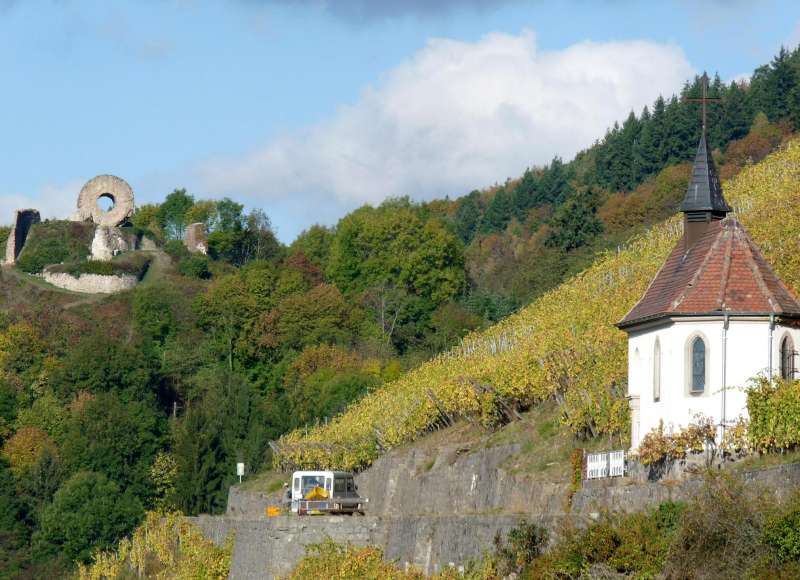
286,540,472,579
1,425,58,476
275,139,800,472
77,511,233,580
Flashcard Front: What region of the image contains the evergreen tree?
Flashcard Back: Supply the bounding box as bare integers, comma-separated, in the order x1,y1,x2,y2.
538,157,572,205
719,81,752,144
544,190,604,251
615,112,642,190
511,169,541,219
480,188,514,233
766,47,797,121
454,191,481,243
663,93,696,164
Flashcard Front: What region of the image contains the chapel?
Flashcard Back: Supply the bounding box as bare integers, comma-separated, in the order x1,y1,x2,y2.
617,119,800,450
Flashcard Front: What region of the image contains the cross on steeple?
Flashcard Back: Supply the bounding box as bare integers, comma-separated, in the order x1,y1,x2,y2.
684,72,720,134
679,71,731,249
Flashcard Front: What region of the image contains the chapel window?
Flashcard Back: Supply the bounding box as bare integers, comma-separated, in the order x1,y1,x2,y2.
690,336,706,394
781,335,796,381
653,339,661,402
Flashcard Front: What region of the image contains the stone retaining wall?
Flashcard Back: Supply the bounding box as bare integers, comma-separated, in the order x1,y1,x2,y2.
210,441,800,579
41,271,139,294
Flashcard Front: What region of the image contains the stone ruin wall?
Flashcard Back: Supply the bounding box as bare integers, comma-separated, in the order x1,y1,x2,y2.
90,226,137,261
3,209,40,265
184,222,208,254
40,271,140,294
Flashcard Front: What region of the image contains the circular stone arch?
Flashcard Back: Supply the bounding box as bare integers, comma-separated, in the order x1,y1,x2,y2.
77,175,134,227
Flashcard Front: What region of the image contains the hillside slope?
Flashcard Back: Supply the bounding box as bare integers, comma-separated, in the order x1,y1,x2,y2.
275,138,800,471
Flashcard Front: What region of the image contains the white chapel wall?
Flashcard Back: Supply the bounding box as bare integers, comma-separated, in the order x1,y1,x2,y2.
627,317,793,450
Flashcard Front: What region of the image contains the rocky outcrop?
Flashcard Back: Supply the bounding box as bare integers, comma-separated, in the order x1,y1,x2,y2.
3,209,40,265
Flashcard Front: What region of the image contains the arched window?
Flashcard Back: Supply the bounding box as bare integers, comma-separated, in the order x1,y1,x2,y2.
781,334,796,381
653,338,661,402
690,336,706,394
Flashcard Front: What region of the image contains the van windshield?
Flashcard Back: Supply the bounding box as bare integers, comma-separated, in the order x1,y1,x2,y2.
300,475,325,497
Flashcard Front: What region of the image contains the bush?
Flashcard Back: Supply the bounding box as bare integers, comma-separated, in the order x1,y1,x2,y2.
665,472,769,578
0,226,9,257
492,520,548,576
180,255,211,279
288,540,424,579
164,239,190,262
527,502,684,578
78,512,232,580
763,492,800,563
637,415,716,466
33,471,143,564
747,377,800,452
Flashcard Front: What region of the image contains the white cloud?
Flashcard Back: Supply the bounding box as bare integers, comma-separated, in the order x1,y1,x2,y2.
0,180,82,225
198,31,693,224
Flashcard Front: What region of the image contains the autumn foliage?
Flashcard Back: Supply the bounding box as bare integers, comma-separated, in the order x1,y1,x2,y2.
277,138,800,472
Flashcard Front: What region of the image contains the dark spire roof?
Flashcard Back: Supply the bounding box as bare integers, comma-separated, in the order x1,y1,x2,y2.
679,133,732,214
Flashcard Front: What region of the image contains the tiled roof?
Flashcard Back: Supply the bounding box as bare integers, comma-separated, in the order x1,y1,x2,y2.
618,218,800,328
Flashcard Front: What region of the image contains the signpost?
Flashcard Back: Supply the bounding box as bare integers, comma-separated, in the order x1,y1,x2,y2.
237,462,245,483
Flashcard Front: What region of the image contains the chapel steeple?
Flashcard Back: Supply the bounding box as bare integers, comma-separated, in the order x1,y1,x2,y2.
680,72,732,249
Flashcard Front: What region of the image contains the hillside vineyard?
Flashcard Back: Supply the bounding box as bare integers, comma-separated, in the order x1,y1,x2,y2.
275,139,800,471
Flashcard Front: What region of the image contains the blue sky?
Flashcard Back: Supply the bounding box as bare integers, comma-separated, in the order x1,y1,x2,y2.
1,0,799,242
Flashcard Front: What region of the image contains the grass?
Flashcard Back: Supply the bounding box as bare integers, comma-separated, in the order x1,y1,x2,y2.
239,469,289,495
728,449,800,473
47,251,152,279
481,402,618,479
15,220,94,273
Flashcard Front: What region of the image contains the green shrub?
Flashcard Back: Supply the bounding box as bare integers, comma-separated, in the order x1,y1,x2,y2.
764,493,800,563
0,226,10,257
16,221,93,274
164,240,190,262
527,502,684,578
747,377,800,452
32,471,143,564
492,520,548,576
179,255,211,279
665,472,769,579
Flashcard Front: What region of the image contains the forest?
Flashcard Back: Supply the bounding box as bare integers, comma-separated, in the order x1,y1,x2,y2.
1,45,800,577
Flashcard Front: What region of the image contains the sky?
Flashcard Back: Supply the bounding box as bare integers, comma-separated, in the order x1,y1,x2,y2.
1,0,799,242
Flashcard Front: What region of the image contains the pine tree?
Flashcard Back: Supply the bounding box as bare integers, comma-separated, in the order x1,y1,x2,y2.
480,188,514,234
767,46,797,121
538,157,572,205
663,94,695,164
544,189,604,251
511,168,541,219
719,81,752,144
616,112,642,190
454,192,481,244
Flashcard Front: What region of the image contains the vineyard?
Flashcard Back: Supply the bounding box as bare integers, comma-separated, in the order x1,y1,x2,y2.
273,139,800,472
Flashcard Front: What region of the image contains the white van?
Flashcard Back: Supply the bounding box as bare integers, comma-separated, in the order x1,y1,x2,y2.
289,470,366,515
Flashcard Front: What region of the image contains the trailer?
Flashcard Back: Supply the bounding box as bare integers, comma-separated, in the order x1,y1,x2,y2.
288,470,367,515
